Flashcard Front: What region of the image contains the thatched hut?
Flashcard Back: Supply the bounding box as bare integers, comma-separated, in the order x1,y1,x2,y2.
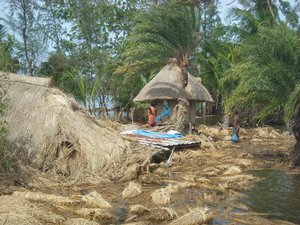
0,71,150,180
133,62,213,124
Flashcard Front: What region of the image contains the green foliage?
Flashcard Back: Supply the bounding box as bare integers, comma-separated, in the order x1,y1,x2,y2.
4,0,48,76
0,24,18,72
1,0,300,125
38,0,147,112
39,52,94,106
0,25,15,171
0,123,11,172
0,87,11,172
196,38,234,112
223,23,300,124
116,1,203,106
236,0,298,28
121,2,201,67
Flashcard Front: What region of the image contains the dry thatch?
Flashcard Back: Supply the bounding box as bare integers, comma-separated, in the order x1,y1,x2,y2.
133,63,213,102
167,207,212,225
0,195,64,225
81,191,112,208
122,182,143,199
63,218,99,225
0,71,151,180
150,188,171,205
74,208,114,222
13,191,78,205
148,207,178,221
129,204,150,215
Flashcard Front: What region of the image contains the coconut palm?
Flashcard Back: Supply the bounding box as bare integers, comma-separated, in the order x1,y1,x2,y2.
118,2,203,131
119,1,201,87
195,38,234,114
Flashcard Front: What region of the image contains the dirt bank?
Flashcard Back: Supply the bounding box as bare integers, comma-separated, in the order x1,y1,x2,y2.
0,125,297,225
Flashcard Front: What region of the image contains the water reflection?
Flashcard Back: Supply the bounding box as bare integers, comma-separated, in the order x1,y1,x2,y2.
242,170,300,224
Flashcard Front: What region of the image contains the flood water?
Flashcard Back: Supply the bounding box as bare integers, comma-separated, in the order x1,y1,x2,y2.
196,115,224,126
242,170,300,224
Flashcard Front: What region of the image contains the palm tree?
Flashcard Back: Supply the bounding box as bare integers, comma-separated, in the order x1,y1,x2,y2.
121,2,201,69
196,38,234,114
223,22,300,165
224,23,300,122
118,2,202,131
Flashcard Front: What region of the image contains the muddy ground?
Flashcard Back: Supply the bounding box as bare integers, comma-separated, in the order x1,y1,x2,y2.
0,125,298,225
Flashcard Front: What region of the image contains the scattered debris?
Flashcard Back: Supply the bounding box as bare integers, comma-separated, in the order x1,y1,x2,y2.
81,191,112,208
122,182,143,199
167,207,212,225
151,188,171,205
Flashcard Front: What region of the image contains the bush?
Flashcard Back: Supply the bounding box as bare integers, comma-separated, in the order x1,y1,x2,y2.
0,124,11,171
0,88,11,172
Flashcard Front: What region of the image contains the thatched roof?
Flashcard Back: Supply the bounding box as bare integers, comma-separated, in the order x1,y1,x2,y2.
0,71,150,180
133,63,214,103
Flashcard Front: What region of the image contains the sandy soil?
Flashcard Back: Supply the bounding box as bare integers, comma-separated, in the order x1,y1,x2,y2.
0,125,298,225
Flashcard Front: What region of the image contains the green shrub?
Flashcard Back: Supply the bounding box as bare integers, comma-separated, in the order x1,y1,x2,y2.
0,89,11,172
0,124,11,171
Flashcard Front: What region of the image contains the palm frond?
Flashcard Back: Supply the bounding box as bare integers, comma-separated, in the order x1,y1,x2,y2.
284,82,300,124
224,22,300,124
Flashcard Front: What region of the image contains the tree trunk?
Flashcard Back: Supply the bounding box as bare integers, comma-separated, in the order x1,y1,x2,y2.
20,0,33,76
289,112,300,167
170,58,190,133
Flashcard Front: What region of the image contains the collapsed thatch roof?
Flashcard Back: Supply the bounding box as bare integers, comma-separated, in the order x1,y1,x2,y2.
0,71,149,179
133,63,214,103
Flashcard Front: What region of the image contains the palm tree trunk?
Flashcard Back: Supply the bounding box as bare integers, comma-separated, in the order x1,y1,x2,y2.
173,59,190,133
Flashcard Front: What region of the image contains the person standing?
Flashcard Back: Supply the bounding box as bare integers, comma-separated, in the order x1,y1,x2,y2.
233,111,240,138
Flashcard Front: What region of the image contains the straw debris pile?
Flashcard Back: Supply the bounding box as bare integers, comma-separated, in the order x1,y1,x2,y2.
0,195,64,225
0,72,150,180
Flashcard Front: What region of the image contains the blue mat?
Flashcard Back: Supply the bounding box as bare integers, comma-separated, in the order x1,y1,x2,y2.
132,129,182,139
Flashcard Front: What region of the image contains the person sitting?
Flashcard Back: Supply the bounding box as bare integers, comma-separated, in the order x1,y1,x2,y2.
147,103,157,127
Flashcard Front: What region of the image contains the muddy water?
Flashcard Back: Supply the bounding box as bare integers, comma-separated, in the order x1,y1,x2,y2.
242,169,300,224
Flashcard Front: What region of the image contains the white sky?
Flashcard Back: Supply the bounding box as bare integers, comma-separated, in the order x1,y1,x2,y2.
219,0,239,23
